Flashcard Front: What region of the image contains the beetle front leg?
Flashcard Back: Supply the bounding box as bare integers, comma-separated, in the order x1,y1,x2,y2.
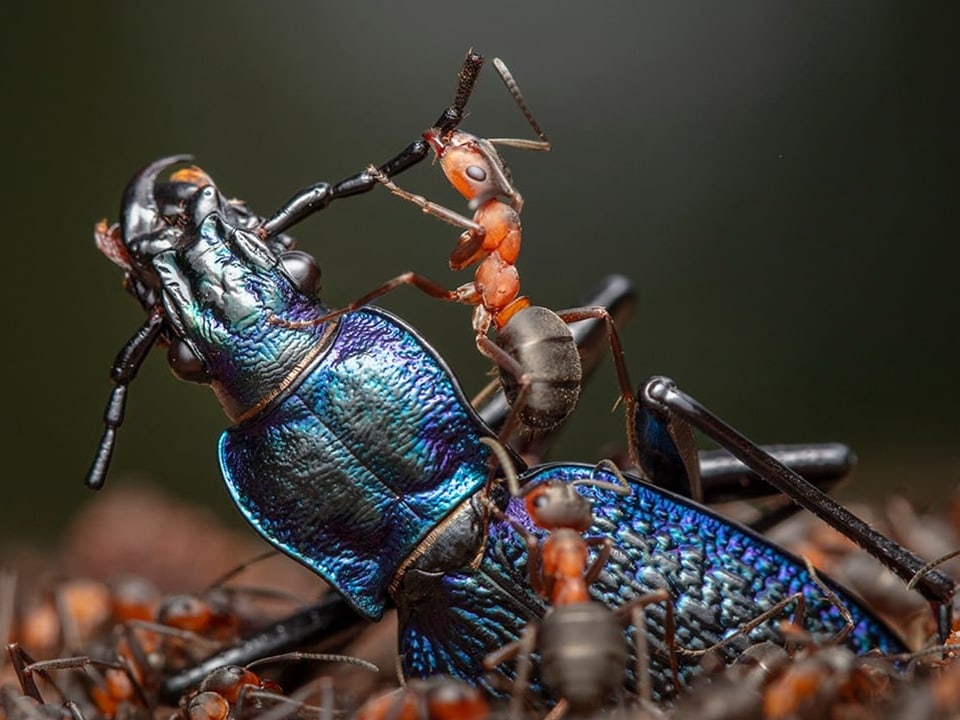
258,50,485,238
86,308,165,490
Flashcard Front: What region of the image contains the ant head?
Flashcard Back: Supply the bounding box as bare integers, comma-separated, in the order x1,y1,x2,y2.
424,129,516,210
524,481,594,532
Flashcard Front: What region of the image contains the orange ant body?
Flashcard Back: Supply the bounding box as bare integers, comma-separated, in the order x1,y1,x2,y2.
513,466,621,608
367,56,549,337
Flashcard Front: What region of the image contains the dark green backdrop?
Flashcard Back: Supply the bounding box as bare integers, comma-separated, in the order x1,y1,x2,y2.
3,3,957,550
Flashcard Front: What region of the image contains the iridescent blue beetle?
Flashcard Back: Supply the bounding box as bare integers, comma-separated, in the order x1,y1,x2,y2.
87,53,954,704
89,156,953,703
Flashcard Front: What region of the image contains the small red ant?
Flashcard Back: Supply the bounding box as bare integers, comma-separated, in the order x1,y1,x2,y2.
479,438,677,714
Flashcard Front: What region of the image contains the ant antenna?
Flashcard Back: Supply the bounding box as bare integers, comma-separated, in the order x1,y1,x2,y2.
489,57,551,151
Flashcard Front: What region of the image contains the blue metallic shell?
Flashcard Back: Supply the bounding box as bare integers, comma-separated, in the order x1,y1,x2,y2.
219,308,494,619
108,166,913,705
398,463,906,701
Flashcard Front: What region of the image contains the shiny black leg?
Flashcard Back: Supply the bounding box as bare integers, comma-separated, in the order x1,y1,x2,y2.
85,308,165,490
259,50,485,238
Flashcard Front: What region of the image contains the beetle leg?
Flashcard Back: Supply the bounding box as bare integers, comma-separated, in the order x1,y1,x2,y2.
157,594,365,704
637,375,957,631
259,51,485,238
86,308,165,490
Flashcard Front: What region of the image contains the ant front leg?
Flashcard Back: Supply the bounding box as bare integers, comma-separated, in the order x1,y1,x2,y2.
367,166,487,240
581,536,614,587
612,588,679,702
636,375,957,637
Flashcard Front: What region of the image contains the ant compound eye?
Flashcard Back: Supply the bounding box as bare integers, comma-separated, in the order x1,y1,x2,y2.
466,165,487,182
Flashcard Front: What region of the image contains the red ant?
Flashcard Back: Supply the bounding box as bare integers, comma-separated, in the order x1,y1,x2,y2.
479,438,678,716
270,57,637,447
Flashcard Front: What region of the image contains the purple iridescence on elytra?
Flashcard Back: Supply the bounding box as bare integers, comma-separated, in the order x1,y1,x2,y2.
398,463,906,701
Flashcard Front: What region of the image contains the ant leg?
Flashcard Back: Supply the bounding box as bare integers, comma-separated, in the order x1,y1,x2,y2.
676,593,805,660
22,653,151,710
482,623,538,719
542,700,569,720
268,272,459,329
638,376,956,632
259,50,485,238
476,276,636,462
554,305,638,465
7,644,43,702
675,558,854,663
477,437,548,598
582,537,614,587
579,461,630,583
475,335,538,444
366,166,487,236
909,548,960,591
553,306,633,407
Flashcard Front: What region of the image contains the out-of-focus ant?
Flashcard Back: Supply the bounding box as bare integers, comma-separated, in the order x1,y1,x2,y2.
175,652,377,720
353,675,489,720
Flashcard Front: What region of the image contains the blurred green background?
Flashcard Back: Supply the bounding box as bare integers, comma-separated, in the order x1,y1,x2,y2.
2,3,957,551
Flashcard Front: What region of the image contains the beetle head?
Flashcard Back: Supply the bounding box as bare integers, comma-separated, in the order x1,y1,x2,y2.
98,157,330,419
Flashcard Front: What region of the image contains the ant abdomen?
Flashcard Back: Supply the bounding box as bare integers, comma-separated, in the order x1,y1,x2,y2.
539,602,629,708
496,305,582,429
